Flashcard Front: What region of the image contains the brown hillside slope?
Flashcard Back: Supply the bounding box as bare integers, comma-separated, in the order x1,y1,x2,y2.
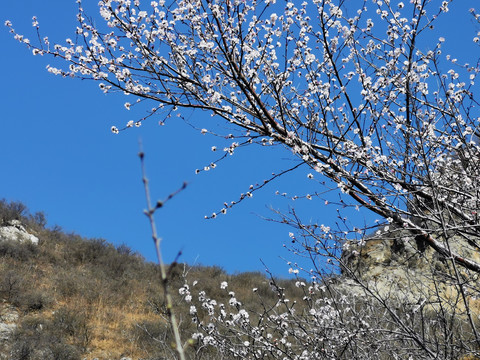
0,200,304,360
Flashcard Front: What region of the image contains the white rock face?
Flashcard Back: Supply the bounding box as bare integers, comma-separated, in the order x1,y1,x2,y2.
0,322,16,341
0,305,18,340
0,220,39,245
0,305,19,360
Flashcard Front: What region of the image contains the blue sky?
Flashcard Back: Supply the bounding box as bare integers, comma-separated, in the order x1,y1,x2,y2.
1,1,478,276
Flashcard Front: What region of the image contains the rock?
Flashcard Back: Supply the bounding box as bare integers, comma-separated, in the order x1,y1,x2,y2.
0,305,18,341
340,225,480,310
0,220,38,245
0,323,16,341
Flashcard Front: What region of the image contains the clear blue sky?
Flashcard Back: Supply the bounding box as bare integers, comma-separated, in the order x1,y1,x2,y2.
1,1,477,276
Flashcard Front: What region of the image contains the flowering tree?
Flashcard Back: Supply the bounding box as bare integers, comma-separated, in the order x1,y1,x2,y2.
7,0,480,358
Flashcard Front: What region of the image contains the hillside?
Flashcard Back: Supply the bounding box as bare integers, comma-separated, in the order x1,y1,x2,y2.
0,200,306,360
3,199,480,359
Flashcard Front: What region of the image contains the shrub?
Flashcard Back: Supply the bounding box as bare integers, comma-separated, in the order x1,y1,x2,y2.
47,343,81,360
11,315,82,360
129,318,198,360
10,337,80,360
51,307,90,349
0,199,27,226
0,240,38,261
0,270,24,303
14,290,52,313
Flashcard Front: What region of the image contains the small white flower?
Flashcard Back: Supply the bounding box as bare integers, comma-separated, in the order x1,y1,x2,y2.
441,1,449,12
229,297,237,306
111,126,119,134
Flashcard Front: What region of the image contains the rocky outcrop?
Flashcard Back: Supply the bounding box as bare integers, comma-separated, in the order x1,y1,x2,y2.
340,225,480,308
0,305,18,340
0,304,19,360
0,221,38,357
0,220,38,245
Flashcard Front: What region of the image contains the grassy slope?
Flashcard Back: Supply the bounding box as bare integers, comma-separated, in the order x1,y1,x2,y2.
0,200,304,360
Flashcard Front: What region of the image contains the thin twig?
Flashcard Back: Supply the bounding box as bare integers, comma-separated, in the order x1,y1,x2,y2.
138,145,187,360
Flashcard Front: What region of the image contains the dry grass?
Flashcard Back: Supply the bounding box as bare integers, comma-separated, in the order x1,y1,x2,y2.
0,216,299,359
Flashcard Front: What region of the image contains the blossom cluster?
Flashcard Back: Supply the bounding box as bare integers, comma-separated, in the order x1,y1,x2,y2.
177,276,378,359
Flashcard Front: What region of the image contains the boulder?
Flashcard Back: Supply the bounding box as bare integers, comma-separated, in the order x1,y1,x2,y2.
0,220,38,245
